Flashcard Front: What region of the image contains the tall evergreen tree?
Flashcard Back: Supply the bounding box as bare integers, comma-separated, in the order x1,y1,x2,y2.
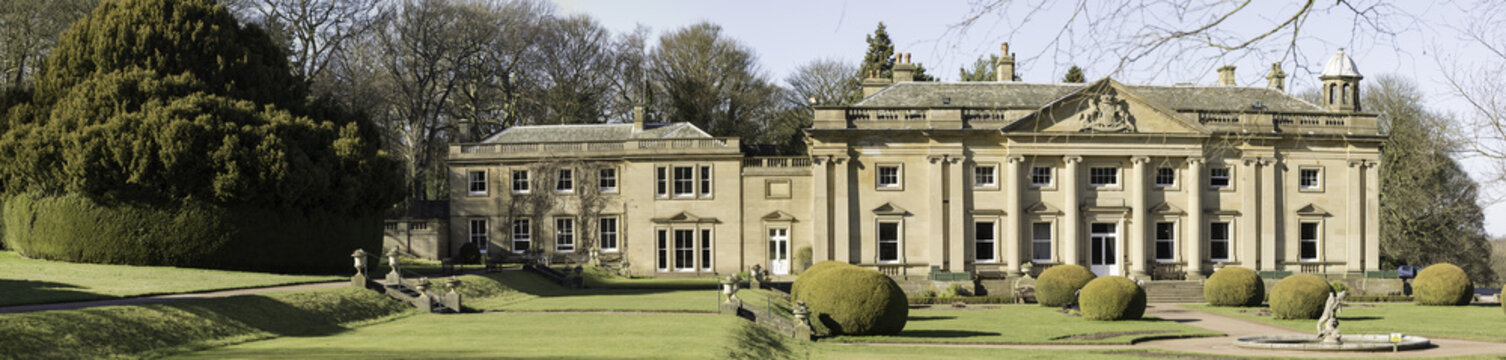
857,22,895,81
1063,65,1085,83
958,54,999,81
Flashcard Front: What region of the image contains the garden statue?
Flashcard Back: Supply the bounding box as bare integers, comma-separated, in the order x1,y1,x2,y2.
722,275,739,302
351,249,367,275
1317,291,1348,344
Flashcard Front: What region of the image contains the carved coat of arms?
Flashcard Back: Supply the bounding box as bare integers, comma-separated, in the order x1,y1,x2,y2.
1078,93,1136,133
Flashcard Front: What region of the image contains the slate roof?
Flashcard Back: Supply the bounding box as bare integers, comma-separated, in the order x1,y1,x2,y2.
481,122,712,143
853,81,1326,113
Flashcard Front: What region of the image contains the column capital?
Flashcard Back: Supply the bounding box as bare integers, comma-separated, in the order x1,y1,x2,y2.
1347,159,1365,168
1185,156,1205,166
1131,156,1152,165
1006,155,1026,163
812,155,831,166
927,155,947,164
946,155,964,164
1063,155,1083,164
832,155,849,164
1257,157,1275,166
1241,157,1261,166
1364,160,1379,168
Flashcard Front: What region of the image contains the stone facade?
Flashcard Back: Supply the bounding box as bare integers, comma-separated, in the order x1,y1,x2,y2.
443,47,1384,282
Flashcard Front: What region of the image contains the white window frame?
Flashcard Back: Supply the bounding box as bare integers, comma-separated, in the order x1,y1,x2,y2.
655,166,668,197
698,165,713,197
656,229,669,271
973,164,998,189
700,228,713,271
469,219,489,252
1209,221,1232,262
555,218,575,252
1154,221,1176,261
511,170,530,193
974,220,997,263
555,169,574,193
599,167,618,193
1209,166,1232,190
1154,167,1177,189
1299,221,1321,262
1031,222,1054,262
1298,167,1324,192
1030,166,1055,189
673,229,695,271
877,221,902,263
672,166,695,197
468,170,487,196
1088,166,1120,188
876,164,902,190
511,219,530,254
599,217,618,252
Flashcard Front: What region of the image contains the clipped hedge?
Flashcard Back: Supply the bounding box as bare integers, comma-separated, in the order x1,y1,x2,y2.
1204,267,1264,306
1037,265,1096,307
2,192,382,274
794,246,813,273
1414,263,1473,306
793,265,907,336
1079,276,1147,320
1269,274,1331,319
792,261,853,299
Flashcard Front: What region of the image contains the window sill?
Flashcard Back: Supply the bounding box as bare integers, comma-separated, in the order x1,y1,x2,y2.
1155,184,1179,191
974,185,1000,191
1031,184,1057,191
511,190,530,195
1298,187,1324,193
467,192,489,197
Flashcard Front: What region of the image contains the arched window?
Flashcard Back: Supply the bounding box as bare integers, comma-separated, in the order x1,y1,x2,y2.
1342,84,1350,105
1328,84,1336,104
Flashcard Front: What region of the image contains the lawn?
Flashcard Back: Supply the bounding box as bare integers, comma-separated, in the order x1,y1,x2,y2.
827,305,1221,345
448,271,722,313
0,286,411,360
579,265,724,289
1190,303,1506,342
0,251,343,306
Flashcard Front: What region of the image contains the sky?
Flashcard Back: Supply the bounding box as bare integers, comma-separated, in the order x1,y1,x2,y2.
554,0,1504,237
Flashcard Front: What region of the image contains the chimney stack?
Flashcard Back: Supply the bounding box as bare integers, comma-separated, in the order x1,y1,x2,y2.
1217,65,1236,86
1265,63,1287,92
632,106,645,132
996,42,1017,82
892,52,916,82
861,69,892,98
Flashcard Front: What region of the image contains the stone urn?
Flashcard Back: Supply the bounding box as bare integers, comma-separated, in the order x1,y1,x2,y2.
445,276,462,294
722,275,739,302
351,249,368,275
414,277,431,293
386,247,401,271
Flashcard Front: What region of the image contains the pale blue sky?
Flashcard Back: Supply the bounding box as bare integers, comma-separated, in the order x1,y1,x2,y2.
555,0,1504,236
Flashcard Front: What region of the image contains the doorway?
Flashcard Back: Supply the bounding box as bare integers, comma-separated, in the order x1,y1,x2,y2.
769,228,790,275
1089,222,1119,276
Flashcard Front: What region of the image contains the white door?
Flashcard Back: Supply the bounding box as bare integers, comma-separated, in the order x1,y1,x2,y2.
769,228,790,275
1089,223,1119,276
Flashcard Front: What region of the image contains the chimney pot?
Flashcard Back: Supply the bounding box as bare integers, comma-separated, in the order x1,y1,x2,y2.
632,106,645,132
996,42,1017,82
1217,65,1236,86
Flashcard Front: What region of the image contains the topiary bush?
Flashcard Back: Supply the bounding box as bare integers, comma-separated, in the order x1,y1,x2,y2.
1414,263,1473,306
1036,265,1096,307
1204,267,1264,306
792,260,853,299
1269,274,1332,319
1079,276,1147,320
454,243,481,265
793,265,907,336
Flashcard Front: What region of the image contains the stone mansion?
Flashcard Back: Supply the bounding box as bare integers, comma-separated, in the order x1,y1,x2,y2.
406,45,1384,284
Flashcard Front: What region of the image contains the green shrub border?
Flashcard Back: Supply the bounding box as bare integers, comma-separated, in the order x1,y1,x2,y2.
907,295,1014,305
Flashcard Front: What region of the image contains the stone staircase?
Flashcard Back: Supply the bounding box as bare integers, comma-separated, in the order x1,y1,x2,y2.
1143,280,1205,303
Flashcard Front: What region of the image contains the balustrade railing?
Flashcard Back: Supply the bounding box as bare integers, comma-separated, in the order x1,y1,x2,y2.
457,137,737,156
742,157,812,168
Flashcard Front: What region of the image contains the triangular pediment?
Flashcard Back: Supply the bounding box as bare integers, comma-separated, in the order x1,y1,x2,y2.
1152,202,1186,215
1295,203,1330,217
761,210,798,222
873,202,910,216
1026,201,1063,215
652,211,720,224
1003,78,1209,134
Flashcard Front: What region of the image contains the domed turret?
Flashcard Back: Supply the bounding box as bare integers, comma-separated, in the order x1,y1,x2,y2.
1319,48,1363,112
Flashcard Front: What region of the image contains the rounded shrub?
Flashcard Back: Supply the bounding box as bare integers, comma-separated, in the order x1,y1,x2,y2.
1079,276,1147,320
1329,281,1349,294
793,265,908,335
455,243,481,264
1269,274,1332,319
1414,263,1473,306
792,261,854,299
1036,265,1096,307
1204,267,1264,306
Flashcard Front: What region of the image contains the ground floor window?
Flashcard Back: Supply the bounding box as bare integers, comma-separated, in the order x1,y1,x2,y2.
673,230,695,271
512,219,530,253
555,218,575,252
1210,222,1231,262
700,229,713,271
1031,222,1052,261
877,222,900,263
1155,222,1175,261
656,230,668,271
469,219,488,252
599,217,618,252
1300,222,1320,261
974,221,996,262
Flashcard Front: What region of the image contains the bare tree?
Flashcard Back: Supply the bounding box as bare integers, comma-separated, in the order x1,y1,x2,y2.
230,0,381,94
0,0,97,88
1443,1,1506,188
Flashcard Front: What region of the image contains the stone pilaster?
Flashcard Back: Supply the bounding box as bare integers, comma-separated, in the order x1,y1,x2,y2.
947,156,967,272
927,155,948,270
833,156,851,263
1259,157,1278,270
1364,160,1380,272
812,155,831,262
1062,155,1083,266
1004,155,1025,276
1185,157,1206,279
1130,156,1151,280
1239,157,1259,267
1347,159,1365,274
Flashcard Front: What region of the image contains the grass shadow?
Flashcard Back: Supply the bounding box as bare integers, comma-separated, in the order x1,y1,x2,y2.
895,329,1002,338
907,315,956,321
0,279,110,307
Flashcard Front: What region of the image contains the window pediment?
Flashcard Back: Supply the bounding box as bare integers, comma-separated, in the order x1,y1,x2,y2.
652,211,720,224
872,202,911,216
761,210,798,222
1295,203,1331,217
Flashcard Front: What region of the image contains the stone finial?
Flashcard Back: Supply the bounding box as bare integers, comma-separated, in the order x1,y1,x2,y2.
1001,42,1009,56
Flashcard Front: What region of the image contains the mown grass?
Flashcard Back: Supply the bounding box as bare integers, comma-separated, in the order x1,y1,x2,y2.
579,265,723,289
827,306,1220,345
0,286,411,360
0,251,343,306
443,271,721,313
1190,303,1506,342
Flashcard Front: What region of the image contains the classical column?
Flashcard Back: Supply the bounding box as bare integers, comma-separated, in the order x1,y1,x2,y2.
1062,155,1083,266
1185,157,1205,279
1004,155,1025,276
1364,160,1381,272
927,155,948,270
1259,158,1278,271
812,156,832,262
1239,157,1259,268
1346,159,1365,274
832,156,852,263
948,156,967,272
1130,156,1151,280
